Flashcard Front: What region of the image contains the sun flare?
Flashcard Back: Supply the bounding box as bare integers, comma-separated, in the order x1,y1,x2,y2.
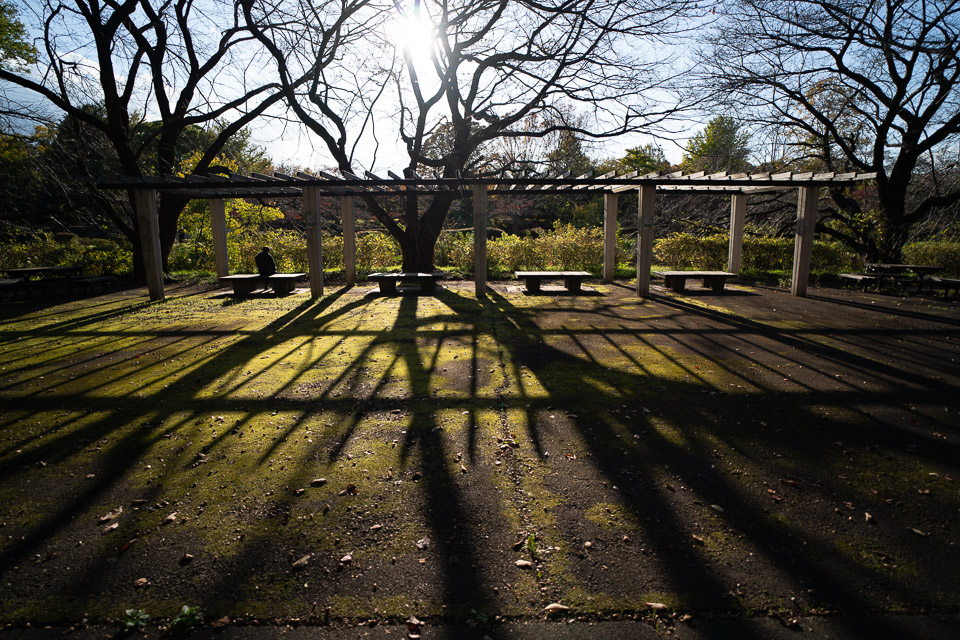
388,6,437,65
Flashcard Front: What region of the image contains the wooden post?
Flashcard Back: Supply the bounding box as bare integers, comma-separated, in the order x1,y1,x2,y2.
727,193,746,275
636,185,656,298
303,186,324,298
603,192,618,283
341,196,356,287
209,198,228,278
791,186,818,297
134,189,164,301
473,183,488,296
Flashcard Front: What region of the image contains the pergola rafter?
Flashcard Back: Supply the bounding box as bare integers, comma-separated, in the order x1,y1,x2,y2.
91,169,876,301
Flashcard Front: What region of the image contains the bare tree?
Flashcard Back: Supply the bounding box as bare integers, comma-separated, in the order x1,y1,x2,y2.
695,0,960,261
247,0,700,271
0,0,304,275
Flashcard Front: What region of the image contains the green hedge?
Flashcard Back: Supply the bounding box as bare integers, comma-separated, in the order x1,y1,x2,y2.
0,233,133,275
168,223,635,277
653,232,860,274
903,241,960,277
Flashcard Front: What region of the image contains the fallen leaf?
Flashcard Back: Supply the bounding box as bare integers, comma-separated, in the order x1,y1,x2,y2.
646,602,668,611
119,538,138,554
710,504,724,513
292,554,311,569
370,524,383,531
180,553,194,564
544,603,570,615
406,616,422,635
416,537,431,550
133,578,149,588
910,528,928,537
310,478,327,487
210,616,229,629
692,534,704,544
98,507,122,523
515,559,534,568
162,512,178,525
864,512,874,523
102,522,119,534
340,553,352,564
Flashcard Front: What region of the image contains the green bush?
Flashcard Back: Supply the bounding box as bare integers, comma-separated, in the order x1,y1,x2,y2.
903,240,960,277
653,232,859,274
0,233,132,275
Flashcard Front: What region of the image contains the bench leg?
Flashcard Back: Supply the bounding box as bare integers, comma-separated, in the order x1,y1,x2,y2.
233,281,256,296
379,280,397,295
665,276,685,292
420,279,436,293
272,280,293,295
564,277,582,292
524,278,541,293
706,278,725,293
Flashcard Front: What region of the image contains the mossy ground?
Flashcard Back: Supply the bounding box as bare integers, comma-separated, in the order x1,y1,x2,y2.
1,280,959,628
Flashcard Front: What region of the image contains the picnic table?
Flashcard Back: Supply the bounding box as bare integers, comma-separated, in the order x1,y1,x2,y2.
2,265,89,298
864,263,941,292
514,271,591,293
655,271,737,293
4,266,81,280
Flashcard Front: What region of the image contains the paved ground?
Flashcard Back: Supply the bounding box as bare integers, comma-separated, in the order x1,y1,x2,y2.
1,279,958,638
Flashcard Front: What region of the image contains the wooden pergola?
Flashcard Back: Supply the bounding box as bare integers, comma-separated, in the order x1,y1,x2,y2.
96,169,876,301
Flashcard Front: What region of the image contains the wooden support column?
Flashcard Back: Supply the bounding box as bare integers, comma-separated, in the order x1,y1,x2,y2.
727,193,746,275
341,196,356,287
209,198,228,277
636,185,656,298
303,186,324,298
603,192,618,283
134,189,164,301
791,186,819,297
473,184,488,296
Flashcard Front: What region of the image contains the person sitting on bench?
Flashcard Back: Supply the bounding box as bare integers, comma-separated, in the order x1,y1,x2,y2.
255,246,276,290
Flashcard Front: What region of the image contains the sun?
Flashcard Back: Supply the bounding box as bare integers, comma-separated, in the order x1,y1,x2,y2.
387,4,437,66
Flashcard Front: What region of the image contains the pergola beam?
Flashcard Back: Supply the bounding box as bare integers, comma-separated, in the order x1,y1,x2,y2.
727,193,747,275
303,186,324,298
210,198,228,278
792,186,819,297
341,196,356,287
134,189,164,301
636,185,656,298
473,184,488,296
603,192,618,283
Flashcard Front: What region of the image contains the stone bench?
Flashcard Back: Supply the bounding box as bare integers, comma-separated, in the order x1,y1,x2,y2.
925,276,960,297
0,278,25,299
368,272,444,295
514,271,591,293
655,271,737,293
72,275,114,294
220,273,306,296
838,273,880,291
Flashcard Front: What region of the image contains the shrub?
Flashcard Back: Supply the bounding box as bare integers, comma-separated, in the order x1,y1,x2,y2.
654,232,859,274
0,233,133,275
903,240,960,277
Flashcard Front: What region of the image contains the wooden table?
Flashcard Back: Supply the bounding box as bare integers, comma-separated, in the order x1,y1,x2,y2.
4,266,81,280
864,263,940,291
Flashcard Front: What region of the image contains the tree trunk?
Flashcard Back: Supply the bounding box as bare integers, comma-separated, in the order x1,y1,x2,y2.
158,194,190,271
393,193,455,272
